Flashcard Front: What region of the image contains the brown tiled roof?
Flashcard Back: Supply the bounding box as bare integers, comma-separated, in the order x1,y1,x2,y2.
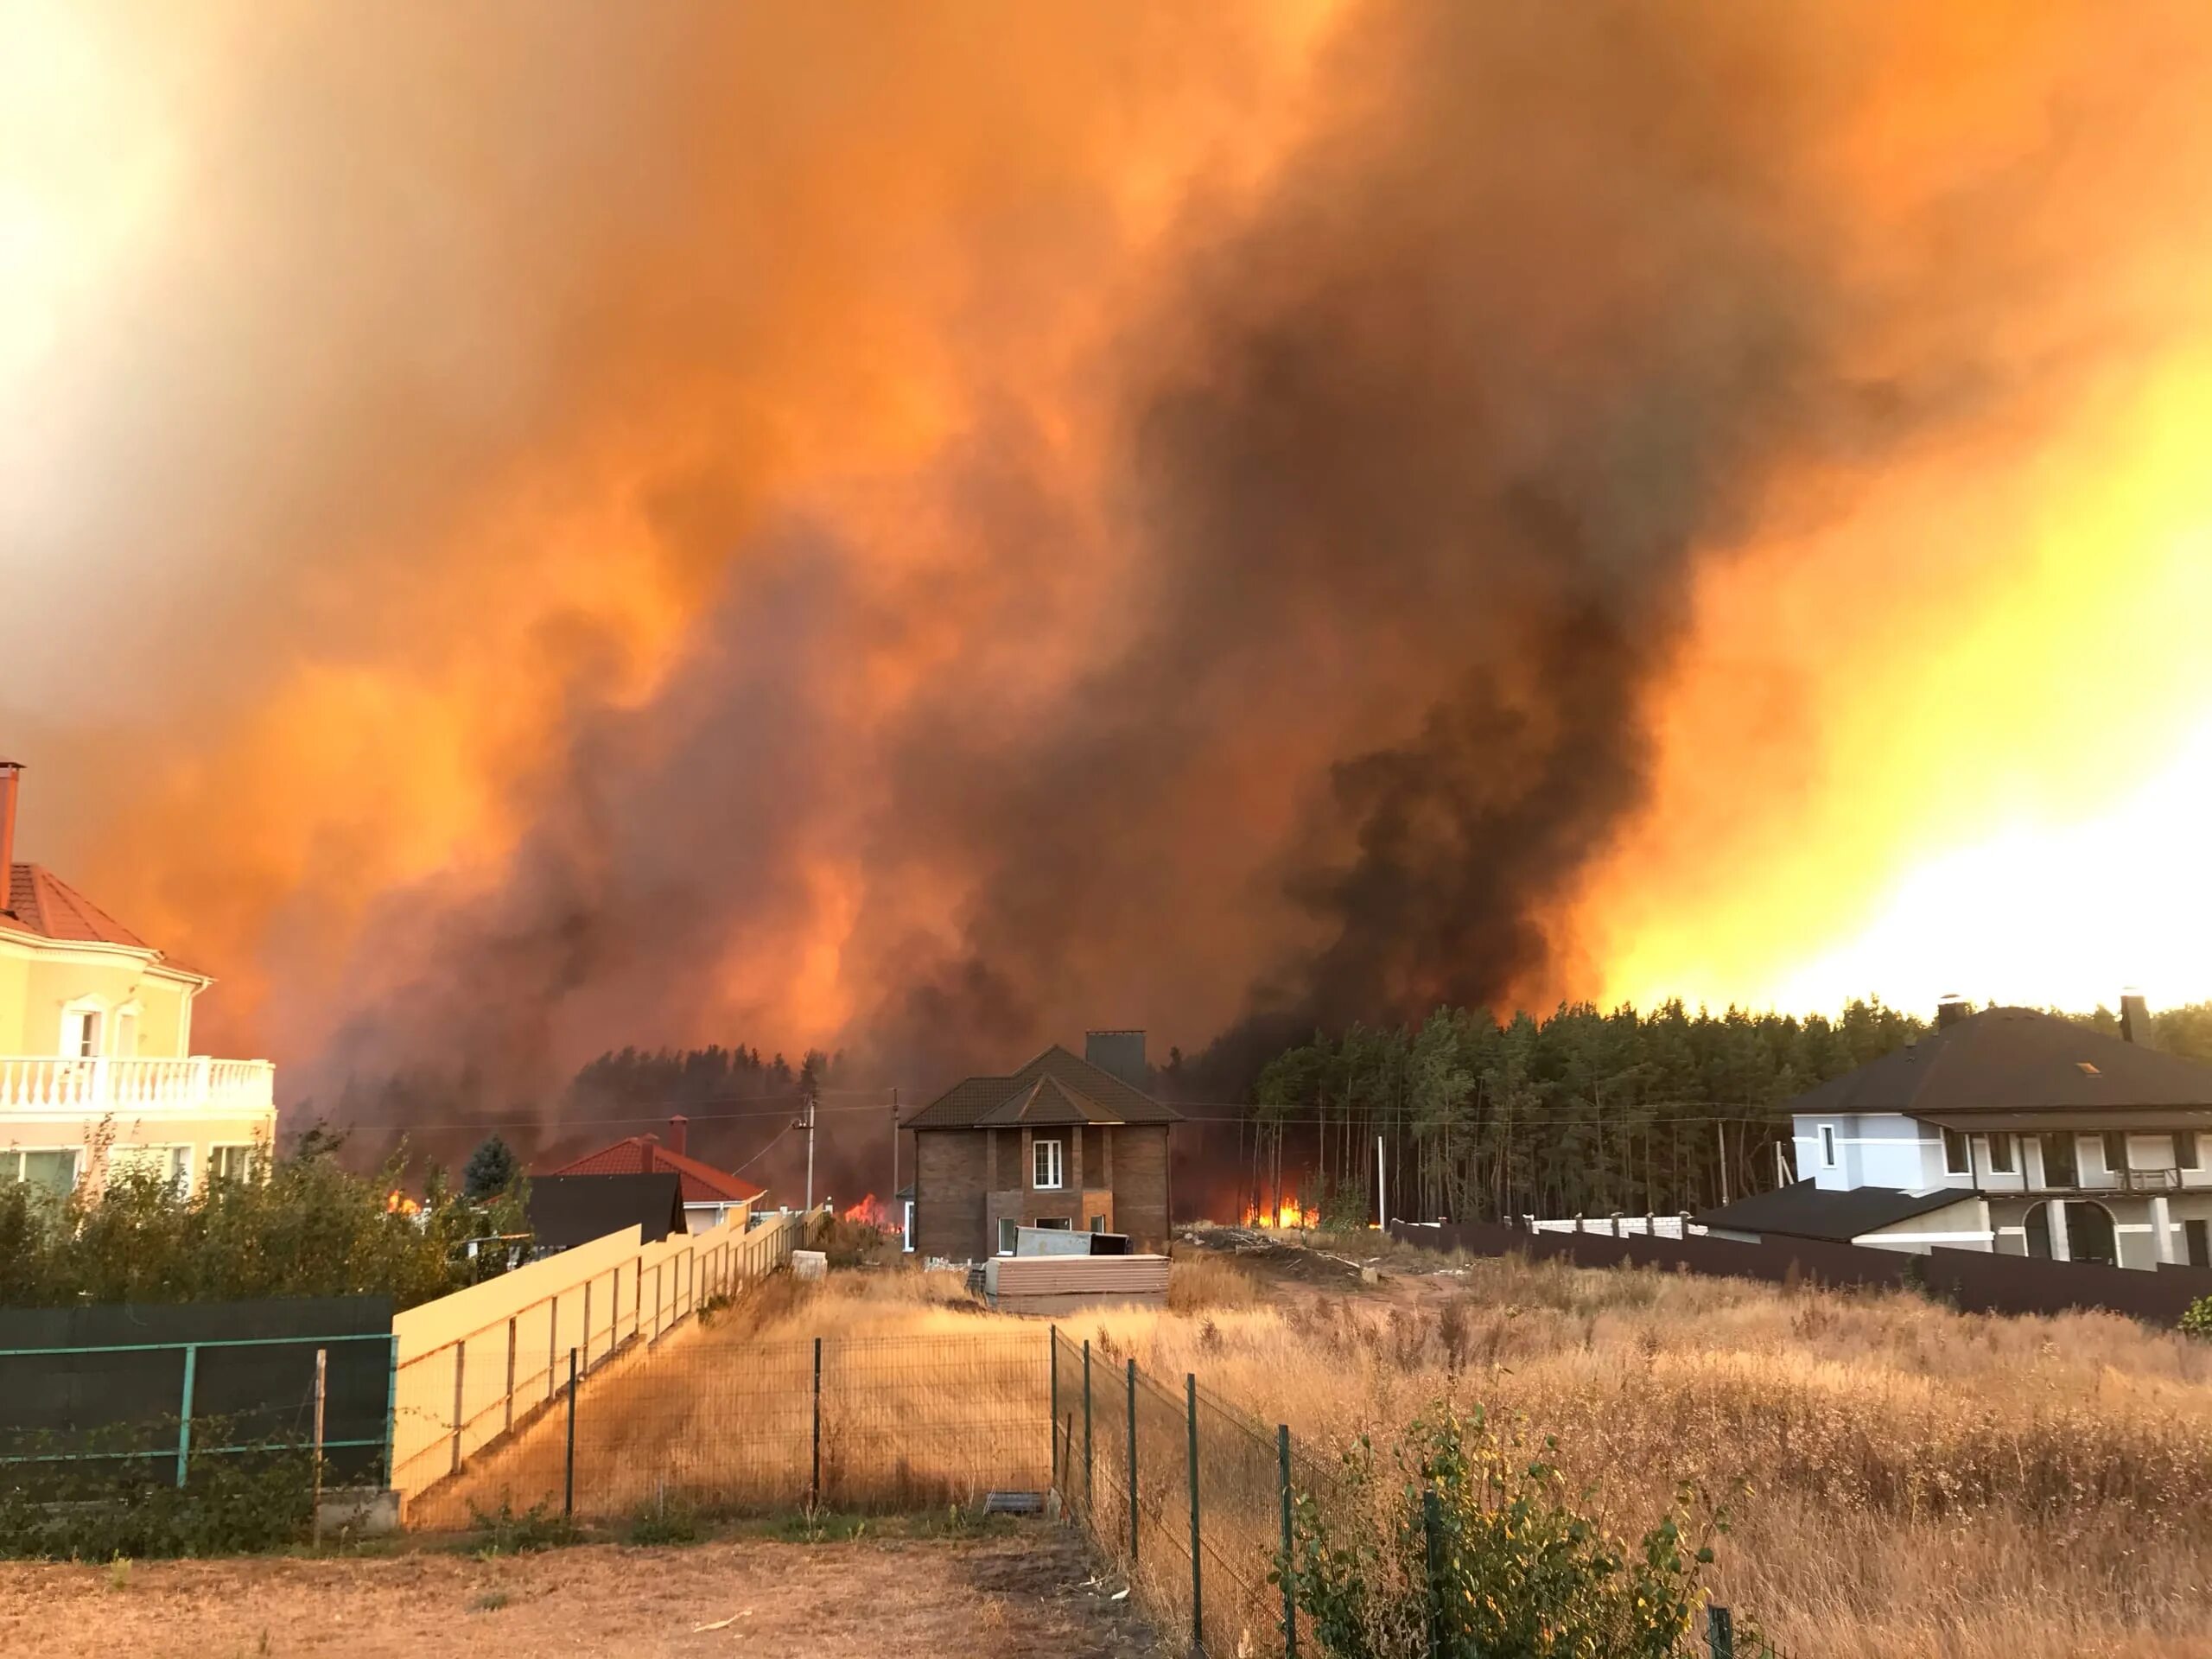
543,1135,766,1205
3,863,152,950
975,1074,1122,1128
905,1045,1179,1129
1789,1006,2212,1120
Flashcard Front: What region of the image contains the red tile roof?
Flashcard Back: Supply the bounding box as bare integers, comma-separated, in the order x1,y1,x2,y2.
544,1135,765,1205
3,863,153,950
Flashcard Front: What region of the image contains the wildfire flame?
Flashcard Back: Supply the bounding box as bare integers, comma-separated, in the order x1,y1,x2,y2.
843,1192,898,1232
385,1189,421,1217
1244,1197,1308,1230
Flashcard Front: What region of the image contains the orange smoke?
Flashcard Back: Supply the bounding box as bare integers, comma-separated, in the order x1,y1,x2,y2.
5,0,2212,1123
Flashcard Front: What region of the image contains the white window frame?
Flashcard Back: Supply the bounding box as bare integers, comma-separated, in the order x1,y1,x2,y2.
4,1147,83,1194
997,1217,1018,1256
208,1143,264,1184
1941,1127,1969,1176
1986,1133,2015,1174
59,996,105,1059
108,1143,192,1192
1033,1137,1064,1191
1089,1213,1107,1234
1818,1124,1838,1169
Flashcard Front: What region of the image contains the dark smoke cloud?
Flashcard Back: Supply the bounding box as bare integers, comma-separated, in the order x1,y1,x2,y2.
17,0,2208,1157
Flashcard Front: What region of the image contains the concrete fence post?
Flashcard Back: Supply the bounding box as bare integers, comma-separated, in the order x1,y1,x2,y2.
504,1317,518,1435
449,1341,466,1475
175,1344,198,1488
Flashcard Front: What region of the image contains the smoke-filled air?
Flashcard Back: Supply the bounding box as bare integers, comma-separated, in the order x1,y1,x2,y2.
8,0,2212,1122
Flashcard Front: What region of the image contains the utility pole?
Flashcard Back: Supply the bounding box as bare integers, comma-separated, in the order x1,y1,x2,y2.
890,1087,899,1205
1376,1132,1387,1230
797,1067,819,1214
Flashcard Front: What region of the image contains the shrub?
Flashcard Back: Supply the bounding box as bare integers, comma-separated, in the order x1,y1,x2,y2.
2180,1294,2212,1339
1286,1403,1726,1659
0,1125,525,1310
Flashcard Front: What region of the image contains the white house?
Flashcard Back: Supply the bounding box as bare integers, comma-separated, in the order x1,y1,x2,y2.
1699,996,2212,1269
0,760,276,1194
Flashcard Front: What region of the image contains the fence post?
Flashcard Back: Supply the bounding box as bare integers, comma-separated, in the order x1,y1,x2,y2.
1082,1339,1093,1516
1127,1357,1139,1564
547,1293,558,1404
1278,1423,1295,1658
1422,1485,1444,1659
311,1348,327,1548
1185,1372,1202,1653
384,1333,399,1489
175,1344,197,1487
1707,1606,1733,1659
1050,1329,1060,1496
582,1280,593,1370
811,1335,823,1508
449,1342,466,1475
563,1347,578,1518
504,1317,518,1434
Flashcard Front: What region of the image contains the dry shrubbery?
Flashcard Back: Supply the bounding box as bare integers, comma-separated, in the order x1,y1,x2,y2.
1167,1248,1268,1313
1072,1250,2212,1659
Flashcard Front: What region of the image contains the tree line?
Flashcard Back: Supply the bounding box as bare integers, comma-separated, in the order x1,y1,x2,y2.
1244,999,2212,1226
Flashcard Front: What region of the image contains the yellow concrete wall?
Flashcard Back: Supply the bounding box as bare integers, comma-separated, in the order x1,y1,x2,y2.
0,950,26,1052
0,938,198,1058
388,1211,806,1508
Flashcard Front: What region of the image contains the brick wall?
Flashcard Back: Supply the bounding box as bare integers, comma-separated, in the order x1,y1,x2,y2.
914,1130,988,1260
1110,1124,1171,1250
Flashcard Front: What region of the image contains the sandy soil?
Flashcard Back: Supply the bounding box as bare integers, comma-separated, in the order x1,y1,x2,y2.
0,1528,1166,1659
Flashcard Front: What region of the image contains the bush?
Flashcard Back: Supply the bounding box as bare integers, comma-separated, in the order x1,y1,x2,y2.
0,1417,318,1559
2180,1294,2212,1339
0,1125,526,1310
1286,1403,1727,1659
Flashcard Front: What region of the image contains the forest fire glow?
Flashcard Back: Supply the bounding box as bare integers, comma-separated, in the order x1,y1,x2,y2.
1244,1198,1309,1230
7,0,2212,1131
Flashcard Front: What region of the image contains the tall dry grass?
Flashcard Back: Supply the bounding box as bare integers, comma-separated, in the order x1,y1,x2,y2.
1077,1247,2212,1659
427,1249,2212,1656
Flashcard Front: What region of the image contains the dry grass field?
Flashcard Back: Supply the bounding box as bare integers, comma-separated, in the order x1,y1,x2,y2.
1112,1231,2212,1659
414,1235,2212,1657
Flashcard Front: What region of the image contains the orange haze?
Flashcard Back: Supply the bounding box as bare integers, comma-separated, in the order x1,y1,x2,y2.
5,0,2212,1114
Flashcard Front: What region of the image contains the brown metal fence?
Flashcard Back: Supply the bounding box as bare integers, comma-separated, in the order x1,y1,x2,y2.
1390,1217,2212,1325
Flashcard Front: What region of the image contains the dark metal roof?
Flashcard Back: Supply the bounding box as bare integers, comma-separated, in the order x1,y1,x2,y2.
1918,1108,2212,1134
1695,1180,1967,1243
904,1043,1181,1129
1787,1007,2212,1120
527,1173,685,1251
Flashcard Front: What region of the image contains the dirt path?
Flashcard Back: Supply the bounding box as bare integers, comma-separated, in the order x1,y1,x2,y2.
0,1529,1166,1659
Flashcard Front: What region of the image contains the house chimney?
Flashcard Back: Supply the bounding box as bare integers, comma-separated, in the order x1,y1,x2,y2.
1936,995,1969,1031
1084,1029,1148,1089
2120,989,2158,1048
0,761,19,915
669,1115,689,1155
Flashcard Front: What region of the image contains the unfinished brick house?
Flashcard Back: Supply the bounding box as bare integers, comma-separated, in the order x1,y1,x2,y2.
904,1031,1180,1260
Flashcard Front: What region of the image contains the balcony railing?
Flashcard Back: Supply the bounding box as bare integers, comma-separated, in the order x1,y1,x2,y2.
0,1056,275,1115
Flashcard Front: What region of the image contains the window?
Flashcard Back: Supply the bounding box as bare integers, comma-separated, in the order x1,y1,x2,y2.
1035,1217,1072,1230
112,1007,139,1058
2103,1132,2128,1179
1033,1137,1064,1191
107,1144,191,1192
997,1217,1018,1256
60,1006,99,1058
2188,1219,2210,1269
1942,1128,1969,1175
2039,1133,2078,1188
2177,1133,2202,1172
1090,1214,1107,1234
4,1149,79,1196
1818,1125,1837,1169
1988,1135,2015,1173
209,1144,264,1184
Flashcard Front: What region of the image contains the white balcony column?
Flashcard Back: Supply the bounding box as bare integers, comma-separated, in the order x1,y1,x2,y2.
193,1057,213,1102
90,1055,111,1107
2048,1198,2073,1262
2152,1194,2177,1264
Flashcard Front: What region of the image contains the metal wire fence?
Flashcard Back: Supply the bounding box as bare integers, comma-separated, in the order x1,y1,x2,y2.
414,1325,1050,1527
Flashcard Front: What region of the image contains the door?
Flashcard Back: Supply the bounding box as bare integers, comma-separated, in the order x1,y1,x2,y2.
2188,1219,2210,1268
2064,1201,2118,1267
997,1217,1017,1256
2024,1202,2052,1259
2039,1134,2078,1188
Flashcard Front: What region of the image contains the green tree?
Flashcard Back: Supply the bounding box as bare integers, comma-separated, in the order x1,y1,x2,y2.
462,1133,519,1199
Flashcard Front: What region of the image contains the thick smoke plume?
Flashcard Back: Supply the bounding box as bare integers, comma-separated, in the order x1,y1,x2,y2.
9,0,2212,1160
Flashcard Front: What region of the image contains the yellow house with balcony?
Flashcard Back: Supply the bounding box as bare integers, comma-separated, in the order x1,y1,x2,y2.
0,760,275,1195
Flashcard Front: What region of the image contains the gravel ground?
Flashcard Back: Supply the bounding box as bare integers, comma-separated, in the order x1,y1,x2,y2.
0,1527,1166,1658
